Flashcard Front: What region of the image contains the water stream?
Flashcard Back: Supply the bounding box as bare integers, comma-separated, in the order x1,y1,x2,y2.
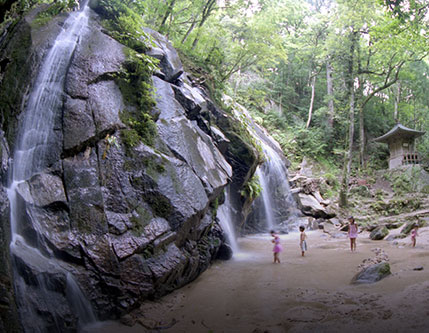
217,186,239,253
251,142,301,233
7,3,96,330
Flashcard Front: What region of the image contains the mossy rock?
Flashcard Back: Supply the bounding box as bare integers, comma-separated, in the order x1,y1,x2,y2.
350,185,372,198
351,262,391,284
401,221,418,235
385,221,404,229
370,226,389,240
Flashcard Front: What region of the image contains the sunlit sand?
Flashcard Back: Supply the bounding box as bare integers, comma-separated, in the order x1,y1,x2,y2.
91,228,429,332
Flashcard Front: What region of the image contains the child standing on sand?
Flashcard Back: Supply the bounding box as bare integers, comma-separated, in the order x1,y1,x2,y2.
411,225,419,247
347,216,358,252
271,230,282,263
299,226,307,257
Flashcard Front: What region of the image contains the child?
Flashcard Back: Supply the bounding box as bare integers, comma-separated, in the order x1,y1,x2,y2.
270,230,282,263
411,224,418,247
299,226,307,256
347,216,358,252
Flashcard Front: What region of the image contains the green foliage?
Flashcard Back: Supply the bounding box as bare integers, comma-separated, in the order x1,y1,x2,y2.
240,174,262,200
32,1,68,26
92,0,160,150
120,111,157,148
370,197,421,216
92,0,152,52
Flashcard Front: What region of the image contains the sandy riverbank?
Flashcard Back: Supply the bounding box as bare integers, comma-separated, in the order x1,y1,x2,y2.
88,228,429,333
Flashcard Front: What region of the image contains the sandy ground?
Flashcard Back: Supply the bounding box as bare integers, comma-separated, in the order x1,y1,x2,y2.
87,227,429,333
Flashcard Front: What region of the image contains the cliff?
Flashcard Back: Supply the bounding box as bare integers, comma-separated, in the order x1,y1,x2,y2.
0,3,260,330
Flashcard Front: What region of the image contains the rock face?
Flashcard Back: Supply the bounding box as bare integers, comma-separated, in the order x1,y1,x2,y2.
0,5,259,330
0,132,21,332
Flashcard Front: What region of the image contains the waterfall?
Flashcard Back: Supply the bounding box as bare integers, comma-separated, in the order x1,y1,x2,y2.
217,186,239,253
7,3,96,330
251,142,301,233
255,167,275,231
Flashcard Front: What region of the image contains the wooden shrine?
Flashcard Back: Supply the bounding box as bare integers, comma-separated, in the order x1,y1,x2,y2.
374,123,425,169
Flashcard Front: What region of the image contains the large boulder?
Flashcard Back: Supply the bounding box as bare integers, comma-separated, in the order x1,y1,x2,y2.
351,262,391,284
297,193,336,219
370,226,389,240
143,27,183,83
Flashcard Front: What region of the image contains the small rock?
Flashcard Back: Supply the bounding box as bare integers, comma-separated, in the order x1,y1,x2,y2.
120,314,136,327
413,266,424,271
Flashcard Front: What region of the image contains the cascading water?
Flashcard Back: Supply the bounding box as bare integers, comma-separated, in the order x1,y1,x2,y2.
7,3,96,331
216,186,239,253
251,142,301,233
255,167,275,231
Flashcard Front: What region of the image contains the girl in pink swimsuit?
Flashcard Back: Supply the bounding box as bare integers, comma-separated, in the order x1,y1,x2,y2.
271,230,283,263
347,216,358,252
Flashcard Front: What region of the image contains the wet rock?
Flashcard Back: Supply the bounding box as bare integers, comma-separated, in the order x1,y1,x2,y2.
217,243,233,260
63,150,107,235
154,77,232,197
370,226,389,240
352,262,391,284
0,133,20,332
210,126,230,154
89,80,125,133
26,173,67,207
144,28,183,82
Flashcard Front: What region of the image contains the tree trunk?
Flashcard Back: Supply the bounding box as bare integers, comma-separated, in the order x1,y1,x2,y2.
340,88,355,207
306,75,317,128
191,0,216,49
394,81,401,122
339,31,357,208
181,19,197,44
159,0,176,32
326,60,335,128
359,103,365,169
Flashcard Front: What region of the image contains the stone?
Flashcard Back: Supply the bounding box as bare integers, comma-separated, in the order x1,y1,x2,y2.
370,226,389,240
351,262,391,284
297,193,336,218
144,28,184,82
217,243,233,260
401,221,417,235
154,77,232,197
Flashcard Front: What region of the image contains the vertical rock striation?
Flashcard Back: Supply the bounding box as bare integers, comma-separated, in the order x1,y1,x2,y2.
0,4,260,329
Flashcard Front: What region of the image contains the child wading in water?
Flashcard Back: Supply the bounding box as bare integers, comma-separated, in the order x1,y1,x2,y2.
347,216,358,252
299,226,307,256
271,230,283,263
411,224,419,247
